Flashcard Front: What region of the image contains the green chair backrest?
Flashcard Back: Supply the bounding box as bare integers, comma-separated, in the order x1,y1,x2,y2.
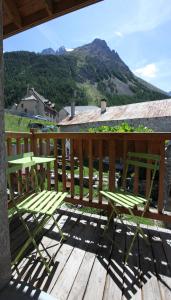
122,152,160,200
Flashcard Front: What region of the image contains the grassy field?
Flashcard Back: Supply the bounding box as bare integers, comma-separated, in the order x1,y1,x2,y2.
5,113,57,132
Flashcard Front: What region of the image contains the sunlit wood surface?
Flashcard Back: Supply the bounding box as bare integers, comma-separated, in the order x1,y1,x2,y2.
10,207,171,300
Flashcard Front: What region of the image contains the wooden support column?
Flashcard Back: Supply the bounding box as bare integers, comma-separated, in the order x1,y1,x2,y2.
0,0,11,290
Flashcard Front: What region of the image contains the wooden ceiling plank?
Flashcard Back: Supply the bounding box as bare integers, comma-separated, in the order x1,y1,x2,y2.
3,0,103,38
53,0,101,17
44,0,54,16
4,0,22,28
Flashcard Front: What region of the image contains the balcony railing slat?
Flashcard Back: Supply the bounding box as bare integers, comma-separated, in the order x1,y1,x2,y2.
158,141,165,213
109,139,115,193
7,137,12,155
79,139,83,200
46,138,51,191
62,139,66,192
133,142,140,195
70,139,75,198
24,137,29,192
145,142,152,210
54,138,58,192
16,138,22,194
122,140,128,190
99,139,103,204
39,138,44,190
88,139,93,202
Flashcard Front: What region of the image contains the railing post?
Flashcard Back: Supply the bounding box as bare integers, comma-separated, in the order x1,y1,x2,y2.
158,141,165,213
30,128,37,155
0,0,12,289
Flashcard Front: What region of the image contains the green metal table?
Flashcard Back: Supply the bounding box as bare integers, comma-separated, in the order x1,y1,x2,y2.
8,156,56,191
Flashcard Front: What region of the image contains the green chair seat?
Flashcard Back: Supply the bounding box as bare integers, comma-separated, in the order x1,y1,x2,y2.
100,191,147,209
16,190,67,216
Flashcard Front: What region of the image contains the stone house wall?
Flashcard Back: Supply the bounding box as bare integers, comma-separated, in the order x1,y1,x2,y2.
12,99,45,116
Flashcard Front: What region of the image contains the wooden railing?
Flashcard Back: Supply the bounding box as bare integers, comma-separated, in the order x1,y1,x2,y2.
6,131,171,222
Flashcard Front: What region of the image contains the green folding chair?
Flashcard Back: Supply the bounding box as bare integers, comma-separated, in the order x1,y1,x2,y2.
7,154,68,274
100,152,160,263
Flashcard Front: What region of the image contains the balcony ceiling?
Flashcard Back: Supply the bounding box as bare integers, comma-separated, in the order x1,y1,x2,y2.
3,0,102,38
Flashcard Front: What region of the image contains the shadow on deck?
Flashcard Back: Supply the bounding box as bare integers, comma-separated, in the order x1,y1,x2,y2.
9,208,171,300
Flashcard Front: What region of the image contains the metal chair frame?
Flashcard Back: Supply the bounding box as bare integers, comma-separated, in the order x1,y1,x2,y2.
101,152,160,263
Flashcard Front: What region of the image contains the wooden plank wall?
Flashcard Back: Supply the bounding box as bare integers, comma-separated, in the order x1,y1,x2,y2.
5,131,171,222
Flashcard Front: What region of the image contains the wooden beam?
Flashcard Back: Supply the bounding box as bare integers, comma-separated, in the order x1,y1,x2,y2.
53,0,102,17
4,0,22,28
3,0,103,39
0,0,11,290
44,0,54,16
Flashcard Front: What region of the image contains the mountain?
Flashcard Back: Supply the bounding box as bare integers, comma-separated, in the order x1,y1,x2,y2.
41,46,67,56
168,91,171,96
4,39,168,110
41,48,56,55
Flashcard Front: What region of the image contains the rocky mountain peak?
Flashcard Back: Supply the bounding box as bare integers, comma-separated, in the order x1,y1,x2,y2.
41,46,67,56
91,38,108,48
56,46,67,55
41,48,56,55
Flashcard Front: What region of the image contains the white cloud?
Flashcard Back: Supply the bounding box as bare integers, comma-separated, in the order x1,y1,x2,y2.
132,59,171,91
116,0,171,35
134,63,157,78
114,31,123,38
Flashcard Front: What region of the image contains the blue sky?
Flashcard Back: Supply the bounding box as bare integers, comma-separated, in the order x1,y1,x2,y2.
4,0,171,92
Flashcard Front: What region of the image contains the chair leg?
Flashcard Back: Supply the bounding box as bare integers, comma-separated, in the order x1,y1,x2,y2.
104,209,114,234
52,215,65,242
138,225,150,245
31,237,51,274
13,214,51,274
124,224,150,264
125,226,139,264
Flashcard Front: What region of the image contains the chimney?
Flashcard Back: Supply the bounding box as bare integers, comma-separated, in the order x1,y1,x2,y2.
101,99,107,114
27,84,30,96
71,101,75,119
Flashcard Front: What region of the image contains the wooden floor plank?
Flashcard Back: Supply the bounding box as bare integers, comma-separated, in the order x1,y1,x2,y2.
42,209,84,293
83,217,113,300
68,215,104,300
103,221,126,300
139,225,162,300
51,213,97,300
149,226,171,299
122,222,142,300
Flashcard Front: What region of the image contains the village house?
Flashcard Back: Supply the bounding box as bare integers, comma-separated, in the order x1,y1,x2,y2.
58,98,171,132
11,87,58,122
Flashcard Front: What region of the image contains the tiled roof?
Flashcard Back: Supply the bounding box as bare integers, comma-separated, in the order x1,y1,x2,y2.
59,99,171,126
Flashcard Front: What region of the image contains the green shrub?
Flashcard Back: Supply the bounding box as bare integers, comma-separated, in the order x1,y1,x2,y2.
88,122,153,133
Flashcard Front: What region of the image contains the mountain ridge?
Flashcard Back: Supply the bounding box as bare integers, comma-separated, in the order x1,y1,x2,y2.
4,38,168,110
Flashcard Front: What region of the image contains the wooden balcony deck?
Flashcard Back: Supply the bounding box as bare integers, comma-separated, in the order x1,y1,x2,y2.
10,206,171,300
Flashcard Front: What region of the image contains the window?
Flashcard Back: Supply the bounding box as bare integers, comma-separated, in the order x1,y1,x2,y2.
21,103,24,108
24,108,27,113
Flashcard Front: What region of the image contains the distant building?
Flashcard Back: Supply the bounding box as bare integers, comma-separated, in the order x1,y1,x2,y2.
58,105,99,122
12,88,58,122
58,99,171,132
